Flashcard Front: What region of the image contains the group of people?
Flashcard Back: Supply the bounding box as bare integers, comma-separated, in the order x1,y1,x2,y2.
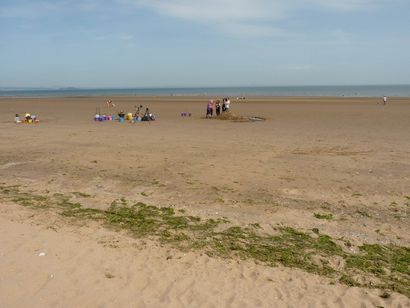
15,113,39,124
94,102,156,123
206,97,231,118
119,105,155,122
106,100,116,108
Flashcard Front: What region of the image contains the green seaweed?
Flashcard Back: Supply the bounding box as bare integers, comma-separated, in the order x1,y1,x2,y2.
1,183,409,297
314,213,334,220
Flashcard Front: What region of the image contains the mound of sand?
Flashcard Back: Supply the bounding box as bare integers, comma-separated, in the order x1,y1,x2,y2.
212,112,266,122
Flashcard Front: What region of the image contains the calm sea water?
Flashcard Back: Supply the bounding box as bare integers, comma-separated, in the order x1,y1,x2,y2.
1,85,410,97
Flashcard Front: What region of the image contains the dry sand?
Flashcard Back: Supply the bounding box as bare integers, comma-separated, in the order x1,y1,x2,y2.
0,96,409,307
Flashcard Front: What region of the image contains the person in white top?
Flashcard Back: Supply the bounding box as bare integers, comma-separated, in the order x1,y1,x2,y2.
225,98,230,111
383,96,387,105
15,114,21,123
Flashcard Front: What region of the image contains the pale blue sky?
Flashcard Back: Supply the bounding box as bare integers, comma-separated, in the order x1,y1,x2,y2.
1,0,409,88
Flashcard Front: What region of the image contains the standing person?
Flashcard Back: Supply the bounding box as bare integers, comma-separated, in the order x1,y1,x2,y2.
222,98,226,112
206,99,214,118
215,100,221,116
225,97,231,112
383,96,387,105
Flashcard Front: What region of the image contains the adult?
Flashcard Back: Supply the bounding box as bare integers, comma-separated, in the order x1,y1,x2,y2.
134,111,140,121
135,105,143,115
206,100,214,118
383,96,387,105
142,107,151,121
225,97,231,111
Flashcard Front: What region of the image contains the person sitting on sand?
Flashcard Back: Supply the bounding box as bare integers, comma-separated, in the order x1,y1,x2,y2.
118,111,125,119
25,113,32,123
142,107,150,121
134,111,140,121
15,114,21,123
126,112,133,121
135,105,143,115
142,107,156,121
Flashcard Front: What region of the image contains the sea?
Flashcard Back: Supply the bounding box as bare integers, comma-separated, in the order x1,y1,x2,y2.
1,85,410,98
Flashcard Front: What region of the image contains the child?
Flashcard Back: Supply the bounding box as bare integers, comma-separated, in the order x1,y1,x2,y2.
215,100,221,116
15,114,21,123
25,113,32,123
222,98,226,112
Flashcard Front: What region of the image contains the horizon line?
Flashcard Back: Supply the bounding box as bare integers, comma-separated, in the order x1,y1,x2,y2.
1,83,410,91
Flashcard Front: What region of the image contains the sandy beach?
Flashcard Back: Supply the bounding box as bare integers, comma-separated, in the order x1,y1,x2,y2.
0,96,409,307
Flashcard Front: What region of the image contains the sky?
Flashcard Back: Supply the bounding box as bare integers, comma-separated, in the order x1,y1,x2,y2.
1,0,410,88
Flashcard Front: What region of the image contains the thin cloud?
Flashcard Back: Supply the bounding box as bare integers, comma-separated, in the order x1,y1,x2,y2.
128,0,288,37
1,0,403,38
0,0,104,18
1,0,401,19
131,0,399,22
305,0,403,11
124,0,400,37
134,0,286,22
0,1,60,18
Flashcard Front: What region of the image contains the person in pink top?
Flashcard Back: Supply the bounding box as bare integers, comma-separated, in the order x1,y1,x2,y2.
206,99,214,118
